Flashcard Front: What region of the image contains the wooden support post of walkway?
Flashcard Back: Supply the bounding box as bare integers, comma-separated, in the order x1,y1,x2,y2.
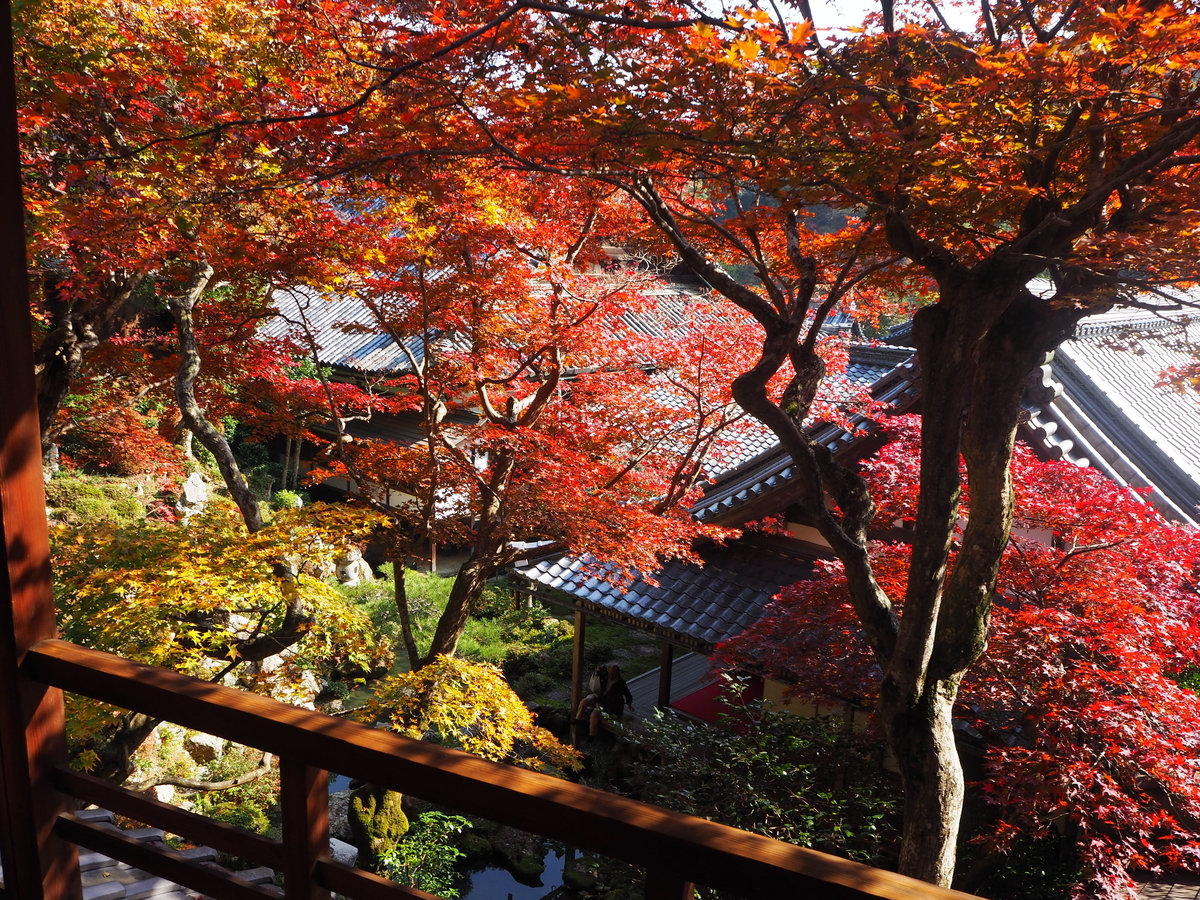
280,759,331,900
657,642,674,710
644,868,694,900
570,609,586,745
0,4,82,896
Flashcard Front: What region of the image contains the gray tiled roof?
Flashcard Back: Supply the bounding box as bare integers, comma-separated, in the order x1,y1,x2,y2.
693,350,921,524
261,289,428,375
516,535,817,650
700,343,912,487
1022,309,1200,524
262,286,707,377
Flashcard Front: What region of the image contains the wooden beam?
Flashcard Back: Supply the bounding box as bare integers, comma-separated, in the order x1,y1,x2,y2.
315,858,438,900
27,640,982,900
0,2,80,896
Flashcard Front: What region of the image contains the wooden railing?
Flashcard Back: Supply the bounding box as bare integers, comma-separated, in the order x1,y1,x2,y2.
16,639,980,900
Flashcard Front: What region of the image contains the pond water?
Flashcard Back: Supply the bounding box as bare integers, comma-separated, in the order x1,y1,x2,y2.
458,847,566,900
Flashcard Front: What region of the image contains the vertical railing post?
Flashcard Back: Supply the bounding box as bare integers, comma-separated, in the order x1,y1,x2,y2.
645,868,694,900
280,759,331,900
0,3,82,897
569,608,586,745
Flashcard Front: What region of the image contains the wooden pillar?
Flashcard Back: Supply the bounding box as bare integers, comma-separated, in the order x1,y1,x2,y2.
569,609,586,745
644,868,694,900
0,3,82,896
280,760,331,900
657,641,674,710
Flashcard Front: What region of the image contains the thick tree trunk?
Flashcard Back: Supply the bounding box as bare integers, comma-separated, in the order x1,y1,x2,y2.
881,677,963,885
170,264,265,533
34,272,146,458
90,712,162,784
421,552,495,666
883,277,1095,884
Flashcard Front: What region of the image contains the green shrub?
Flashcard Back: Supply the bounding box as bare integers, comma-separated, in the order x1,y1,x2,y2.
271,489,304,510
513,672,558,701
458,618,508,664
379,811,468,897
630,689,899,865
965,835,1080,900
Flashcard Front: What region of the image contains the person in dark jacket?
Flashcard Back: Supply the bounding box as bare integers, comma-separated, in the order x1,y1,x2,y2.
598,664,633,718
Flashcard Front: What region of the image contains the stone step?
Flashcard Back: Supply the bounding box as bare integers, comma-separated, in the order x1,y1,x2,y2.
229,867,274,886
72,809,240,900
83,863,182,900
66,809,289,900
77,809,116,825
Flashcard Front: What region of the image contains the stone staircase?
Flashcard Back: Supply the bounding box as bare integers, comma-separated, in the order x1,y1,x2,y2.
72,808,279,900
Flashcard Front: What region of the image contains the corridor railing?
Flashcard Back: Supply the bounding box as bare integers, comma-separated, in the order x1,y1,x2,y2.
17,638,978,900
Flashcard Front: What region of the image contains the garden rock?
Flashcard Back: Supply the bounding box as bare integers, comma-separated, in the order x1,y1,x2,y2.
329,789,353,841
178,472,209,516
183,732,225,764
563,867,600,892
328,838,358,867
458,833,493,861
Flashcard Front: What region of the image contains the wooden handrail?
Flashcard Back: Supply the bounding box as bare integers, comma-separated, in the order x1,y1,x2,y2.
26,639,979,900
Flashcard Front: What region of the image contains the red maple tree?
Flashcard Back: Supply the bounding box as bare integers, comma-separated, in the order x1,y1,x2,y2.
716,419,1200,898
302,169,749,666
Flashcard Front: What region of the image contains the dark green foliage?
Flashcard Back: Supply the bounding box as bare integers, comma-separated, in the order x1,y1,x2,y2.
512,671,557,701
965,836,1080,900
629,691,899,865
1172,667,1200,693
229,432,279,501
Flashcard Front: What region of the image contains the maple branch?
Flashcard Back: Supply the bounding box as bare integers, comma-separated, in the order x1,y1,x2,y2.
515,345,563,427
126,753,274,794
670,190,788,308
1015,0,1051,43
48,376,173,441
1057,540,1123,568
923,0,954,33
564,208,598,266
1159,155,1200,169
1050,114,1200,244
630,178,783,329
170,262,265,533
74,3,534,164
516,2,726,29
1030,104,1084,189
1044,0,1081,39
979,0,999,46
